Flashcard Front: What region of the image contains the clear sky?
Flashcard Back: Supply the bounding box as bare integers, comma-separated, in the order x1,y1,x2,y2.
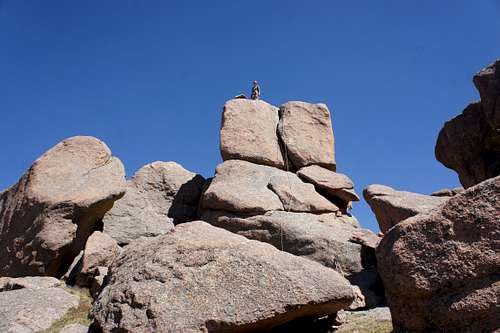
1,1,499,232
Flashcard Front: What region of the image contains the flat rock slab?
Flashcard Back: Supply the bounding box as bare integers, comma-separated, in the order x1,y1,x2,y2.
377,176,500,332
363,184,448,233
0,276,62,291
103,161,205,245
220,99,285,168
297,165,360,202
0,287,79,333
0,136,126,277
201,160,338,214
92,221,355,333
278,101,336,170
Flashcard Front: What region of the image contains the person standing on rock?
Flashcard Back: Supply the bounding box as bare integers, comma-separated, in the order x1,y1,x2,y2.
251,80,260,100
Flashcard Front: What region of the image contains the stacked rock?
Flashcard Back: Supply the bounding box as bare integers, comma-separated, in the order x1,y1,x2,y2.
201,98,382,306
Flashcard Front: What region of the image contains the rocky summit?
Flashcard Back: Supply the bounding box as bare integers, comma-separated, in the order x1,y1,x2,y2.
0,60,499,333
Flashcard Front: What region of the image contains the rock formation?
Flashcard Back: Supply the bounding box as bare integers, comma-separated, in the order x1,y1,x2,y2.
91,221,355,333
0,276,80,332
102,161,205,245
436,59,500,188
0,136,126,277
363,184,448,233
376,176,500,332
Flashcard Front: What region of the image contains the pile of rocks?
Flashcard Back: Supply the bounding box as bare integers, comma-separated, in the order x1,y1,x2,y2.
364,59,500,332
0,99,383,332
201,99,382,306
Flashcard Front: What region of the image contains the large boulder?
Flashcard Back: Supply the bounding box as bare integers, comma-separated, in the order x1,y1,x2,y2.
473,59,500,128
435,102,500,188
201,160,339,214
0,277,80,332
91,221,355,333
220,99,285,168
376,176,500,332
278,101,336,171
103,161,205,245
363,184,448,233
200,210,384,308
0,136,126,277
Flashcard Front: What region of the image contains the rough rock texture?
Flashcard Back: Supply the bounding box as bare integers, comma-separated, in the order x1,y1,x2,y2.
473,59,500,128
201,210,365,275
350,228,381,250
363,184,448,233
0,286,80,332
278,101,336,170
92,221,355,333
377,176,500,332
431,187,464,197
75,231,121,291
297,165,360,202
435,102,500,188
201,160,338,214
220,99,285,168
0,136,126,277
0,276,62,291
103,161,205,245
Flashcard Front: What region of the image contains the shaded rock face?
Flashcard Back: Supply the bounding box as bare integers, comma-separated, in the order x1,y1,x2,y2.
201,160,339,214
92,221,355,333
0,277,80,333
103,161,205,245
436,59,500,188
0,136,126,277
473,59,500,128
363,184,448,233
435,102,500,188
220,99,285,168
376,176,500,332
278,101,336,171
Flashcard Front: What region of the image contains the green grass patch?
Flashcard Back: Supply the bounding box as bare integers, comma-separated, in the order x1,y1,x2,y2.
40,285,93,333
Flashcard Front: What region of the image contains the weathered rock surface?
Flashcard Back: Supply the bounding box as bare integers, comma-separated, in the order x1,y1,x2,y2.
363,184,448,233
473,59,500,128
92,221,355,333
61,324,90,333
435,102,500,188
431,187,464,197
278,101,336,170
201,160,338,214
201,210,365,275
0,276,62,291
0,285,80,332
0,136,126,277
103,161,205,245
297,165,360,202
377,176,500,332
220,99,285,168
75,231,121,295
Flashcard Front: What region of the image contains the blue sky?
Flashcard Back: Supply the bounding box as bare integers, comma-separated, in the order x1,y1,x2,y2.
1,1,499,232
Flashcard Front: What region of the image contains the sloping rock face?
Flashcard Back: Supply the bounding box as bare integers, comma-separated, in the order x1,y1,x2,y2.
376,176,500,332
201,160,339,214
0,136,126,277
0,276,61,291
278,101,336,171
363,184,448,233
436,60,500,188
220,99,285,168
92,221,355,333
103,161,205,245
0,277,80,332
